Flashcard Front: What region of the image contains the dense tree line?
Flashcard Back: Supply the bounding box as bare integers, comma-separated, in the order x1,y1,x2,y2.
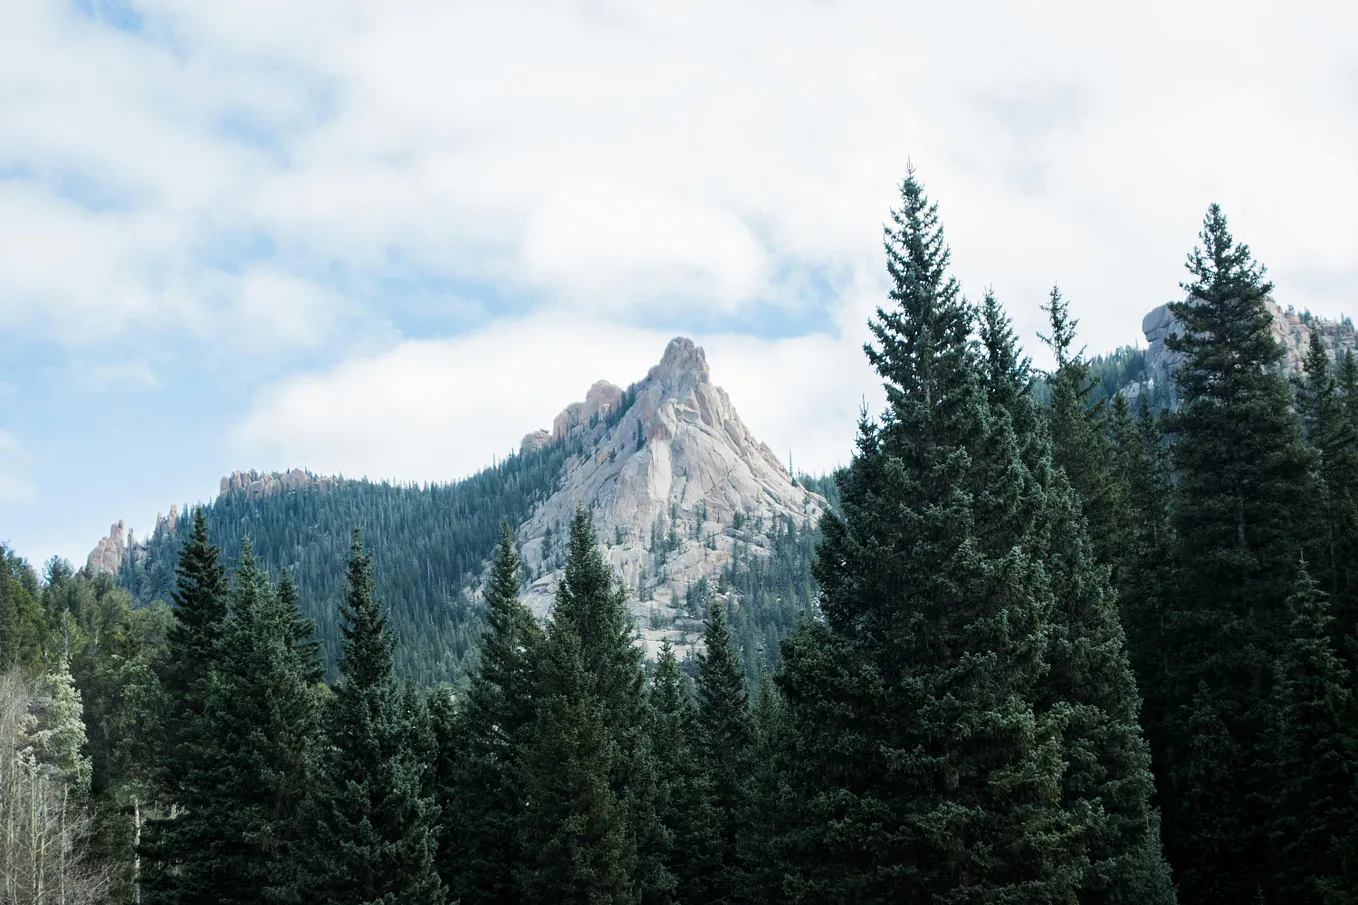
3,162,1357,903
117,440,577,686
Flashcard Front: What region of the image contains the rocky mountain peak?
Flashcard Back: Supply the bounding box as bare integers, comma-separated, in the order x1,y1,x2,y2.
513,336,825,660
650,336,711,393
86,520,128,575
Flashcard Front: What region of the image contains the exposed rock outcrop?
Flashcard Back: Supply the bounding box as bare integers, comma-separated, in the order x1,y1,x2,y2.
515,336,826,659
1133,298,1358,405
86,520,128,576
219,468,341,500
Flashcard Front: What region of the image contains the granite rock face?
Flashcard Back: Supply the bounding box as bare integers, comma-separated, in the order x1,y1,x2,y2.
86,520,128,576
515,336,826,660
1133,298,1358,405
219,468,341,499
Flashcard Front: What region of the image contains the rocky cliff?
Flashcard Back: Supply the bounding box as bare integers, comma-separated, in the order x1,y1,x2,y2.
1131,298,1358,405
514,337,826,659
86,472,343,576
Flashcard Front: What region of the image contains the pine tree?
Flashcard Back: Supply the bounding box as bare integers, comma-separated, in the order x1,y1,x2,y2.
437,521,543,905
552,509,669,904
201,543,320,904
736,673,792,905
278,567,325,686
140,510,230,904
987,292,1175,904
1162,204,1315,900
517,620,633,905
142,543,320,905
694,600,754,903
1261,565,1357,904
777,165,1080,904
1296,333,1358,647
1040,285,1125,571
156,507,228,793
292,529,445,905
648,642,719,905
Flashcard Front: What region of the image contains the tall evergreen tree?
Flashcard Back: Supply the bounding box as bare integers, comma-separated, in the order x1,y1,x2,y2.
293,530,444,905
143,543,320,905
988,292,1176,904
200,544,320,904
517,619,633,905
648,642,719,905
1296,332,1358,646
278,567,325,687
552,509,670,904
1261,565,1357,905
156,507,228,792
776,165,1080,904
1161,204,1315,901
436,521,543,905
140,509,230,904
736,672,793,905
694,601,754,904
1040,284,1125,571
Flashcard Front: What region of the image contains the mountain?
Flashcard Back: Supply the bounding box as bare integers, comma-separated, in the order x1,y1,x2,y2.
1066,298,1358,410
87,337,829,685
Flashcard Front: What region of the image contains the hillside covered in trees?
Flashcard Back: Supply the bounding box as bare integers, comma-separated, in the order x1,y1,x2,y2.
4,164,1358,904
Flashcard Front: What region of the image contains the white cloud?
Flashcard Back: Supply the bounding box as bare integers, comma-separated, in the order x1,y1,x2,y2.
232,315,883,483
524,186,770,310
5,0,1355,357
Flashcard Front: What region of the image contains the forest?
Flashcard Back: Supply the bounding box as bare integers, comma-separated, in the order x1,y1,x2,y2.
2,164,1357,904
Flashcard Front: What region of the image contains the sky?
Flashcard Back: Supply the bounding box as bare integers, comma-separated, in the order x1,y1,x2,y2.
2,0,1357,568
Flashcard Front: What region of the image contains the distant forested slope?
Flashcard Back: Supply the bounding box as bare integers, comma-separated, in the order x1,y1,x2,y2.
117,441,577,685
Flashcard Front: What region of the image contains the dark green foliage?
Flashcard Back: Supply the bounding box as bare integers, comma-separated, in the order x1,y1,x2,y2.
1040,284,1125,571
1161,204,1316,901
517,620,633,905
119,444,573,685
0,543,47,670
694,601,754,902
142,542,320,905
718,512,823,682
648,642,719,905
551,509,670,904
140,511,231,903
196,544,321,903
778,165,1080,904
1261,566,1357,904
437,522,543,905
1296,333,1358,647
292,530,445,905
991,291,1175,904
735,673,792,905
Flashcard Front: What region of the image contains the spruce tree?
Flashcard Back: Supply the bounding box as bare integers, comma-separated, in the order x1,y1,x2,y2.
517,619,633,905
293,529,444,905
777,165,1079,904
988,292,1175,904
278,567,325,686
201,544,320,904
552,509,669,904
140,509,229,904
437,521,543,905
157,507,228,791
143,543,320,905
648,641,719,905
694,600,754,903
1261,565,1357,904
736,673,793,905
1162,204,1314,900
1296,333,1358,646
